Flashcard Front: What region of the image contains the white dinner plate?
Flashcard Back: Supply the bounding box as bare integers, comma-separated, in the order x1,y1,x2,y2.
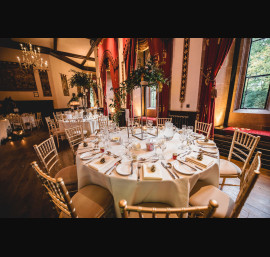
173,161,197,175
116,162,132,176
80,152,96,160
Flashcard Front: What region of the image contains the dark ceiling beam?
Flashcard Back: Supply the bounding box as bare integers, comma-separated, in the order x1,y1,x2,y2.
54,38,57,51
81,38,102,66
0,38,96,72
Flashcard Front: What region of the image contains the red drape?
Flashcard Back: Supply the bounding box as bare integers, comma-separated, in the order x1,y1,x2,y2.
123,38,138,118
199,38,234,138
147,38,173,118
97,38,119,115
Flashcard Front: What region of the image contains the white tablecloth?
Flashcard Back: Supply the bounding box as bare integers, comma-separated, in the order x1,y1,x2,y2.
58,118,99,134
0,119,11,142
76,129,220,217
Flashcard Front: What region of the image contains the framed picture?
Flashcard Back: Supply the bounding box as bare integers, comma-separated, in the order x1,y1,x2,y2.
33,91,39,97
38,70,52,97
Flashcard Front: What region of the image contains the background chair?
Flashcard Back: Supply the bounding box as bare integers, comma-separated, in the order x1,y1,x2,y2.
45,117,65,148
97,116,108,133
119,199,218,218
31,161,115,218
194,120,212,139
219,129,260,190
33,136,78,194
35,112,43,128
189,151,261,218
65,126,84,159
157,118,172,127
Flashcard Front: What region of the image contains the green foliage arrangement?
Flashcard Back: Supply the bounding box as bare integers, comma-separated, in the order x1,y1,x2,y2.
68,69,100,91
109,57,170,124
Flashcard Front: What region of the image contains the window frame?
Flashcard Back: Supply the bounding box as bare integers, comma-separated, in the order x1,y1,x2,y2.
233,38,270,113
240,38,270,110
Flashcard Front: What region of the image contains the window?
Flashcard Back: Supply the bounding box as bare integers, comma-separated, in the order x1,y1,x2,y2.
240,38,270,109
90,87,95,107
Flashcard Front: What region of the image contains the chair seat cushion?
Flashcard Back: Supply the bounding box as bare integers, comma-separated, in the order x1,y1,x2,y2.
55,165,78,192
189,185,235,218
219,159,242,177
128,202,178,218
60,184,114,218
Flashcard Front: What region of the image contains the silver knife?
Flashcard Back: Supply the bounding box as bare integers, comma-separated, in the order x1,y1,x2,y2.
161,162,176,179
108,160,121,175
105,160,121,175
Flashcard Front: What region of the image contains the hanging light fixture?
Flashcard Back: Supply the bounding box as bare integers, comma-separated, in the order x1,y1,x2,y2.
17,42,48,72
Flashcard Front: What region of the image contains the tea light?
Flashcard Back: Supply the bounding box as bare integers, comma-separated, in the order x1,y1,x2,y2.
172,153,177,160
142,126,147,131
100,147,105,153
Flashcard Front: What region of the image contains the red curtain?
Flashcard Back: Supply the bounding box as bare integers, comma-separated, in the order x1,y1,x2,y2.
147,38,173,118
97,38,119,115
199,38,234,138
123,38,138,118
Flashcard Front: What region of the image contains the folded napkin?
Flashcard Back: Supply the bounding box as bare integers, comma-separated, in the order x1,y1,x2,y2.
142,163,163,180
185,153,214,169
196,139,216,146
88,155,116,172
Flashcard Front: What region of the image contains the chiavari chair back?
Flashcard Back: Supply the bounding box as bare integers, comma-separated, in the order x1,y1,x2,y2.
33,135,61,175
157,118,172,127
228,129,260,174
35,112,43,128
230,151,261,218
31,161,78,218
53,112,59,127
119,199,218,218
9,114,25,131
65,126,84,155
194,120,212,139
98,116,108,132
127,117,140,127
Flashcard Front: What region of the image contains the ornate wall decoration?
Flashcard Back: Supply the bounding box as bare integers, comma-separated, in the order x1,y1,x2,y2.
60,73,69,96
179,38,190,107
38,70,52,97
0,61,37,91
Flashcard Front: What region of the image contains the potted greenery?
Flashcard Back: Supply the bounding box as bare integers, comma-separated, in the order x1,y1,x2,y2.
68,70,100,109
109,57,169,129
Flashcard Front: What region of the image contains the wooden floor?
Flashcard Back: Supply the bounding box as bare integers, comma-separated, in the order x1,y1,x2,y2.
0,127,270,218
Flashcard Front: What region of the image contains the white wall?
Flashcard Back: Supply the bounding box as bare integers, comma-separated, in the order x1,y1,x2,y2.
0,46,89,109
170,38,203,112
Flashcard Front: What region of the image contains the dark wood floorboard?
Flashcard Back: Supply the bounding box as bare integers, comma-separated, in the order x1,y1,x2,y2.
0,127,269,218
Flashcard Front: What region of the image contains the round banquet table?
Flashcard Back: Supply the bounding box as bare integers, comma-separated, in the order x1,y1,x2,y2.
58,118,99,134
0,119,11,143
76,128,220,218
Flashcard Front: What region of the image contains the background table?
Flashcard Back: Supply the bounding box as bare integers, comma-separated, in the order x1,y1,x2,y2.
58,118,99,134
76,130,220,217
0,119,11,143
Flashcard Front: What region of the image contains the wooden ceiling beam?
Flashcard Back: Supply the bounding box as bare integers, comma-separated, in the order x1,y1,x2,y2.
81,38,102,66
0,38,96,72
54,38,57,51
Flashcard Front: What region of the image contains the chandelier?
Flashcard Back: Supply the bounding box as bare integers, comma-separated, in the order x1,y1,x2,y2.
17,42,48,71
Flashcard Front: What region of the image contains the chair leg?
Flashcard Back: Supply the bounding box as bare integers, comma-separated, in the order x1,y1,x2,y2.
219,178,226,190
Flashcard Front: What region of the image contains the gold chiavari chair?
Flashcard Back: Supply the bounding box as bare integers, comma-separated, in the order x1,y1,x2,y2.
194,120,212,139
119,199,218,218
157,118,172,127
33,135,78,193
189,151,261,218
65,126,84,158
31,161,115,218
9,114,25,132
45,117,65,148
53,112,59,128
35,112,43,128
219,129,260,190
97,116,109,133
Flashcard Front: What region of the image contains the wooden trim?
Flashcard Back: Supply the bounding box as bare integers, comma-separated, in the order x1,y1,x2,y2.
223,38,242,127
